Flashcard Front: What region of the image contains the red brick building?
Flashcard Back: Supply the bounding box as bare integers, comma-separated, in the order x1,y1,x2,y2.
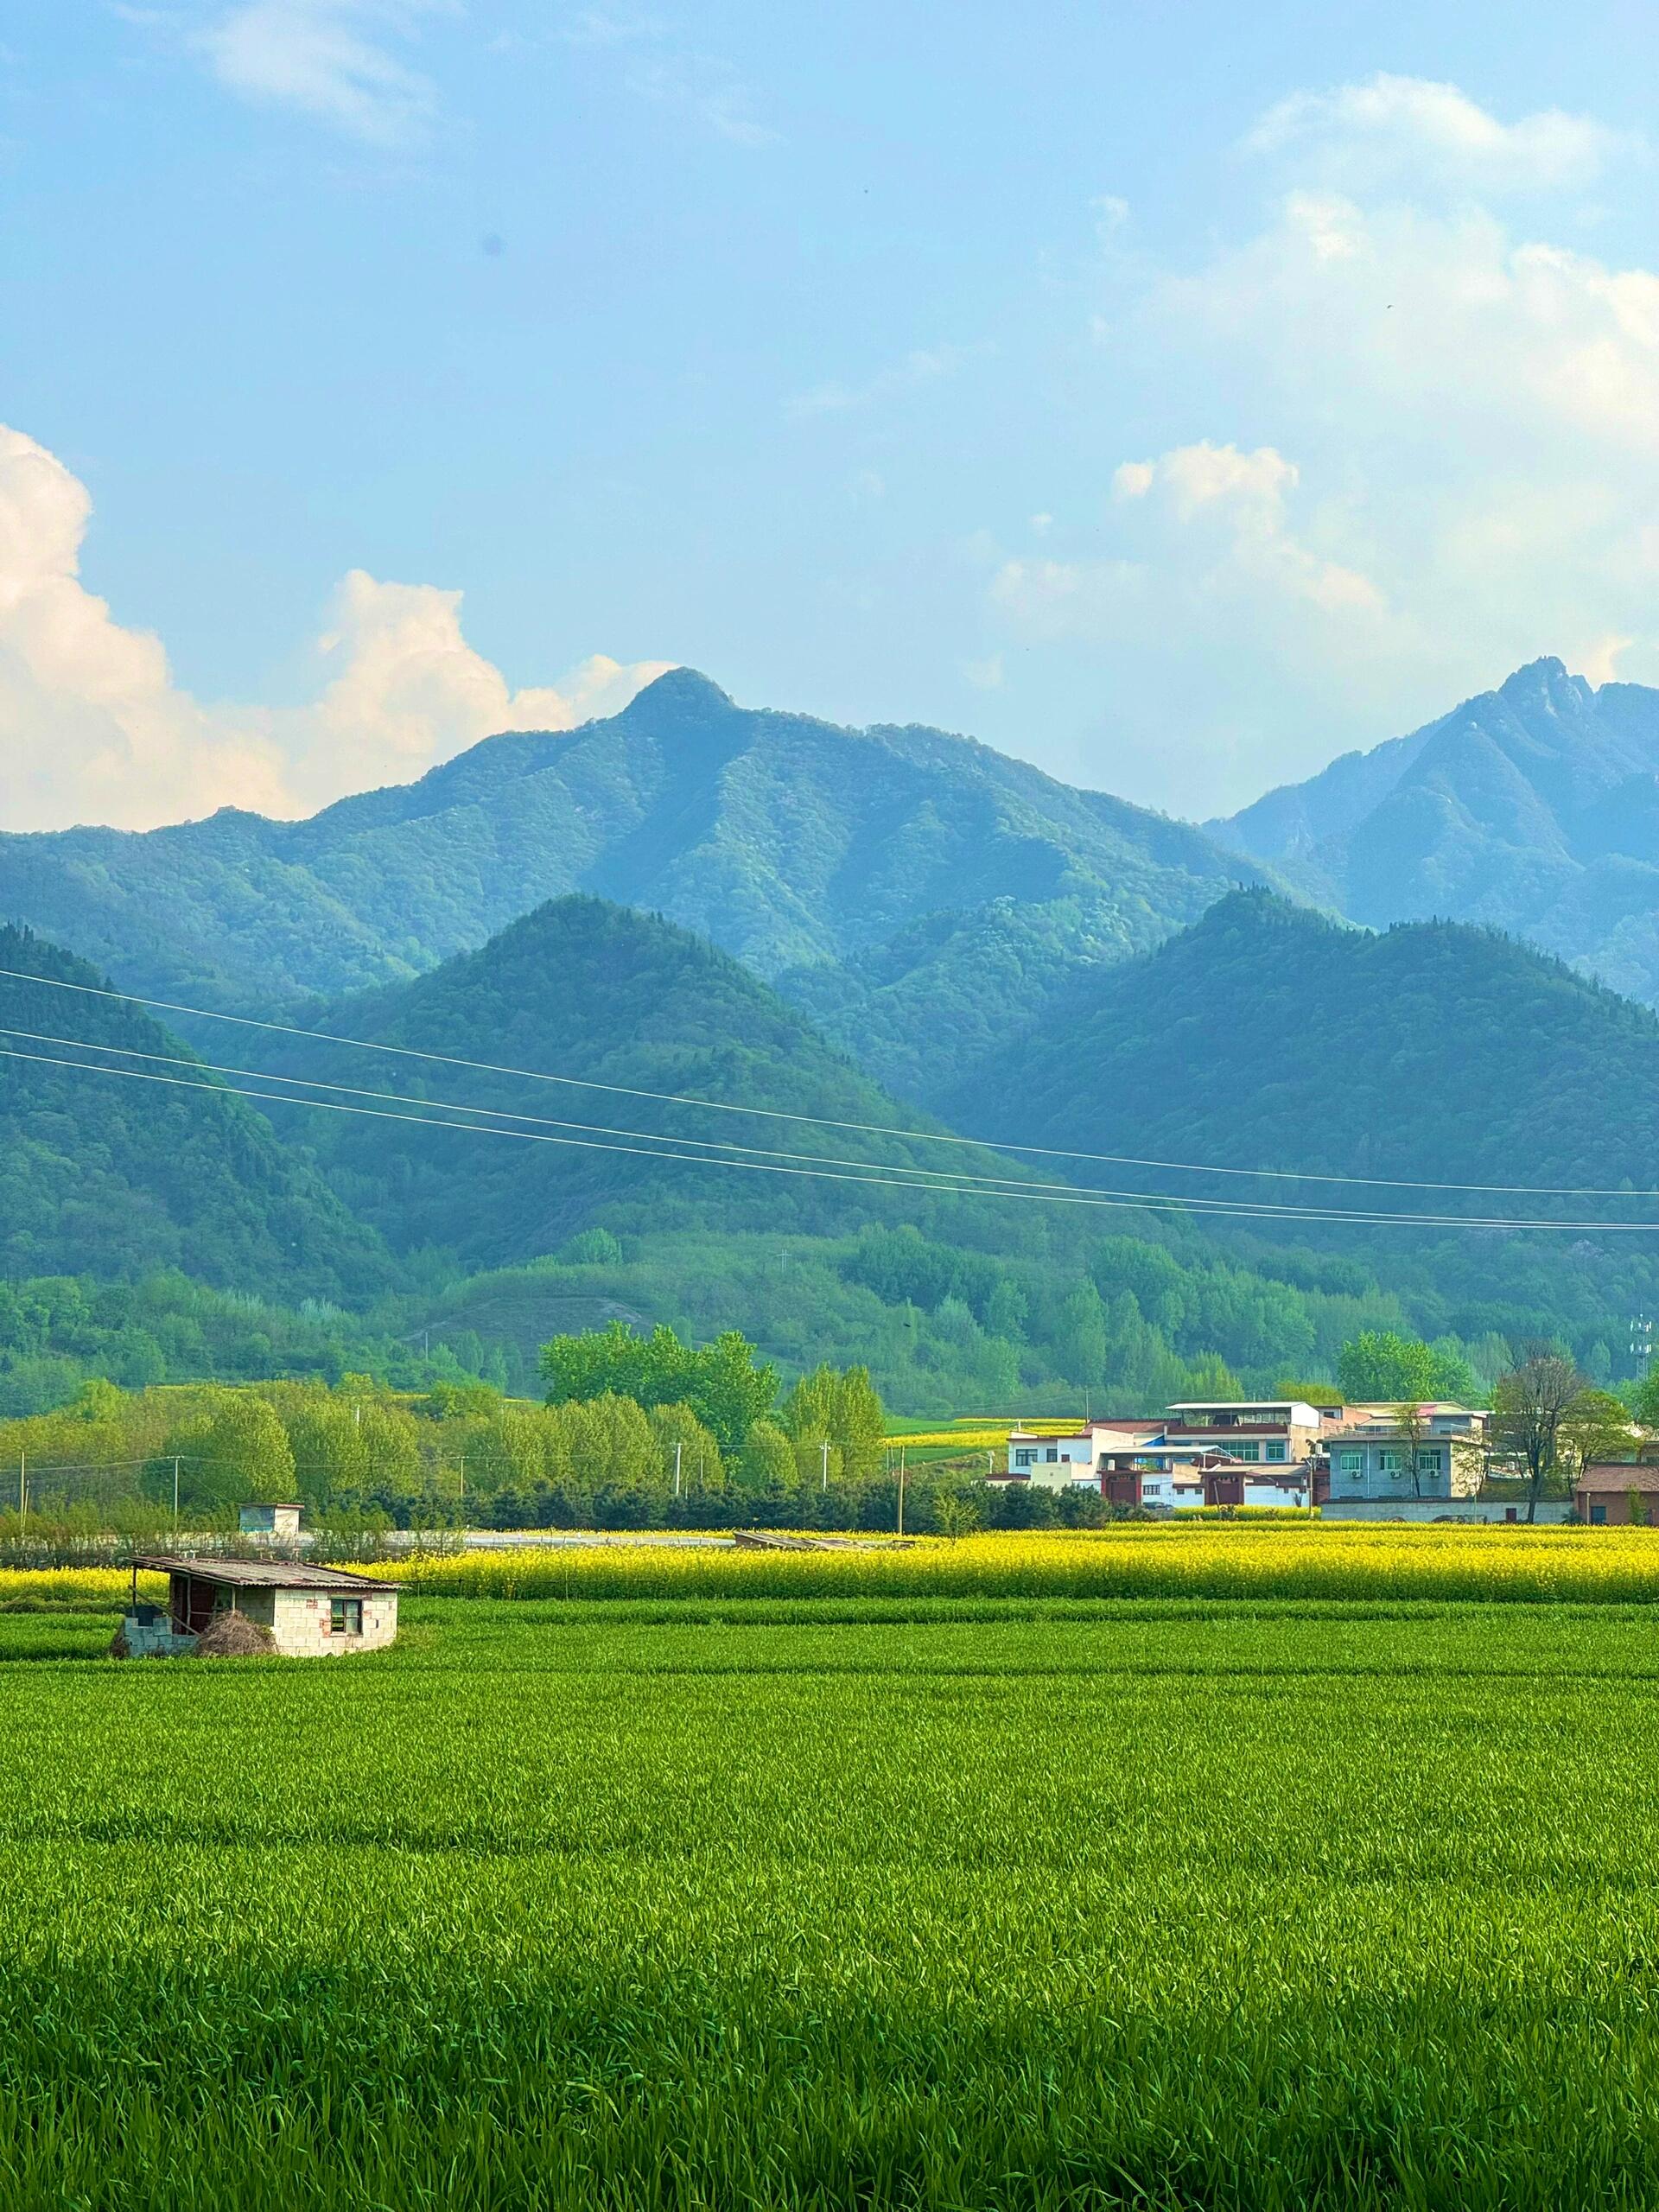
1575,1465,1659,1525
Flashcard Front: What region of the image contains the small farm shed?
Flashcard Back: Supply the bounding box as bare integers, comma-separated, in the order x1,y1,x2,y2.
124,1557,399,1657
1576,1465,1659,1526
238,1501,303,1541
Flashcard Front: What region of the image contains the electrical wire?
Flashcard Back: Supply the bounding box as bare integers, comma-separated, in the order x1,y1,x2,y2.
1,1033,1657,1233
2,961,1652,1201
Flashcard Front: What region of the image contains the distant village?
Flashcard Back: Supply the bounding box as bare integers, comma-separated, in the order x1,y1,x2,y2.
999,1398,1649,1525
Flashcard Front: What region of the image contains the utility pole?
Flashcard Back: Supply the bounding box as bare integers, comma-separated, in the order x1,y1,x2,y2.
673,1442,682,1498
821,1439,830,1493
173,1454,181,1531
458,1452,466,1520
17,1448,23,1535
897,1445,906,1537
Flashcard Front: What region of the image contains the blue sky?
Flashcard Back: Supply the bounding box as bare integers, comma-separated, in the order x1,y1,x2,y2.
3,2,1658,829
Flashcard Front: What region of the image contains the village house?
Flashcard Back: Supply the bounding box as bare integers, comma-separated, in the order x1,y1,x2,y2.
122,1556,399,1657
238,1501,303,1541
1002,1404,1317,1511
1575,1464,1659,1525
1324,1407,1487,1509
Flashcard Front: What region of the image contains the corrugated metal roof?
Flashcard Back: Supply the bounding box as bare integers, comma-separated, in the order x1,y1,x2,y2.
132,1555,398,1592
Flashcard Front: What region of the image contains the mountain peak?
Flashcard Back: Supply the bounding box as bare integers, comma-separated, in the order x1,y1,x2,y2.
1497,657,1592,713
623,666,734,721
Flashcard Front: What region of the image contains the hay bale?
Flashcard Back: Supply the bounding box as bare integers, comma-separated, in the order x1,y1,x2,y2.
193,1611,276,1658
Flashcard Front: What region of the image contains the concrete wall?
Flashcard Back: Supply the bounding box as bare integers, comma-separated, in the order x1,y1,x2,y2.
270,1587,398,1656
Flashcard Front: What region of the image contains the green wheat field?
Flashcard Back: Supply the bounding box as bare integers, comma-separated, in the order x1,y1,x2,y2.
9,1589,1659,2209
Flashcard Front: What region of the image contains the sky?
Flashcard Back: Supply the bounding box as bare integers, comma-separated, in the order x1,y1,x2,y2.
3,2,1659,830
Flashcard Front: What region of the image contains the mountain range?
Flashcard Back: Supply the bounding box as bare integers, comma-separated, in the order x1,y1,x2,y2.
0,669,1262,1027
1211,658,1659,1007
7,654,1659,1410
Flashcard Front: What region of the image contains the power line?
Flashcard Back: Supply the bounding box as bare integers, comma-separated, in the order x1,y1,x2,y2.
0,1020,1058,1198
2,960,1652,1202
2,1033,1658,1233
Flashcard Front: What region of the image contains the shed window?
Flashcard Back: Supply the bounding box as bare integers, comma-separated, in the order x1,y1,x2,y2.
329,1598,364,1637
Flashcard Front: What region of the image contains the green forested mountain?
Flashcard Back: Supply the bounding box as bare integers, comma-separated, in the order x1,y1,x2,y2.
953,887,1659,1200
777,892,1156,1107
0,669,1261,1014
243,895,1055,1268
944,888,1659,1370
1211,659,1659,1006
0,928,391,1297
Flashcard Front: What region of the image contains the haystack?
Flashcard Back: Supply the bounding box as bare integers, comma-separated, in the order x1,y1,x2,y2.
193,1611,277,1658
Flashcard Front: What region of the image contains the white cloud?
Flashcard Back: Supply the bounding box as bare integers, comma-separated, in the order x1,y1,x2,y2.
0,424,671,832
194,0,448,145
992,440,1381,659
982,79,1659,812
1249,73,1637,194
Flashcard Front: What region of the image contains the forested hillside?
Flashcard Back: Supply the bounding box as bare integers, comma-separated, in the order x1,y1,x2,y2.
1211,658,1659,1006
955,888,1659,1198
0,669,1260,1015
0,929,391,1297
241,895,1052,1267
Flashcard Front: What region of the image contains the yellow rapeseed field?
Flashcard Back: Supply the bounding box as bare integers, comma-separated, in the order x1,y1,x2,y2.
9,1523,1659,1612
888,1419,1077,1449
374,1524,1659,1605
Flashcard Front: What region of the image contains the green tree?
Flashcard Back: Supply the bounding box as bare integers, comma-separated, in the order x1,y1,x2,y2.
1491,1349,1584,1524
167,1393,296,1515
779,1364,887,1486
649,1402,724,1493
1338,1332,1438,1403
1056,1282,1108,1392
560,1395,659,1491
540,1322,774,1458
734,1419,795,1495
1555,1389,1637,1492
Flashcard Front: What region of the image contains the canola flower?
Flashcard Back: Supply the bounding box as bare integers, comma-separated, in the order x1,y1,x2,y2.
10,1523,1659,1615
372,1524,1659,1605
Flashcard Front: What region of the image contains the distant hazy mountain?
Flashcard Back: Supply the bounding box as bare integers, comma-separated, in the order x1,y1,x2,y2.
245,895,1046,1269
1211,658,1659,1005
950,886,1659,1218
0,669,1262,1015
0,928,390,1294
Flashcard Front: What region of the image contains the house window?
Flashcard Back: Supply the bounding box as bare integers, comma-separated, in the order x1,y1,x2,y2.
1046,1447,1058,1463
329,1598,364,1637
1416,1450,1443,1478
1265,1440,1287,1463
1378,1450,1402,1476
1014,1450,1033,1468
1337,1451,1363,1477
1592,1504,1608,1527
1233,1440,1261,1462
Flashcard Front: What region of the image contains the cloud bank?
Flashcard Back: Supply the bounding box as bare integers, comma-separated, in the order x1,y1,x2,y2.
984,75,1659,811
0,425,670,832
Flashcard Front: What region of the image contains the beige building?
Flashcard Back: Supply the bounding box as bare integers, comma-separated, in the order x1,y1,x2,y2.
124,1556,398,1657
